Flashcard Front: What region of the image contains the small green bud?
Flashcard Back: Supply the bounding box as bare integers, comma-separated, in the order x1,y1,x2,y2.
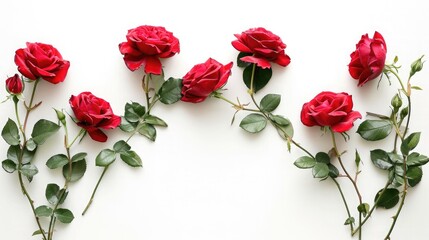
391,94,402,112
400,106,409,120
410,55,424,78
55,108,66,125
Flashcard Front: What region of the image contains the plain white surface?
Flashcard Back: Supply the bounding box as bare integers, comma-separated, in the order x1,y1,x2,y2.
1,0,429,239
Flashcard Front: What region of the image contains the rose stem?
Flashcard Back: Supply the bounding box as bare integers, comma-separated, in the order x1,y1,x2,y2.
330,129,363,240
14,79,48,240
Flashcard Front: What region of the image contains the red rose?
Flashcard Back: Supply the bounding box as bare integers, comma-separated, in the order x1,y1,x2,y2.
69,92,121,142
119,25,180,75
231,27,291,69
348,31,387,86
5,74,24,95
301,91,362,133
181,58,233,103
14,42,70,84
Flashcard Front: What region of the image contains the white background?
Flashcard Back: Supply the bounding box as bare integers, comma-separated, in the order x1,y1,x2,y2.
1,0,429,239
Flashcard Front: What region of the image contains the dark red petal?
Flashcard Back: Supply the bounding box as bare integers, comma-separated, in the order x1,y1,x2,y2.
144,56,162,74
240,56,271,69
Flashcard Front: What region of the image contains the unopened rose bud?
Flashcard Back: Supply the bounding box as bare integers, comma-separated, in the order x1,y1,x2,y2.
410,55,424,77
391,94,402,112
5,74,24,95
55,109,66,126
400,106,409,119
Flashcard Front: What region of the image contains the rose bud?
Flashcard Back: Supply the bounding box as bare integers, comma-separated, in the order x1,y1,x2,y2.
5,74,24,95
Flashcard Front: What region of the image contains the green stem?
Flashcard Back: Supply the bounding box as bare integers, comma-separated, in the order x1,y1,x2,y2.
82,165,109,216
330,129,363,239
353,180,391,235
143,74,151,114
213,93,259,112
249,64,256,95
23,79,40,130
332,177,354,233
14,79,47,240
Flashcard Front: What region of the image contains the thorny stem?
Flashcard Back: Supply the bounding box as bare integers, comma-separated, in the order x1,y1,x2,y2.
332,178,354,233
14,80,48,240
48,128,84,239
330,129,363,240
23,79,40,130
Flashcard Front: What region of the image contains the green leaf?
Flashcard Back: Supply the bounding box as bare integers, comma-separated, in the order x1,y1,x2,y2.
26,138,37,151
357,120,392,141
71,152,87,162
388,152,403,164
54,208,74,224
45,183,60,205
312,162,329,179
20,164,38,178
357,203,370,217
2,118,20,145
370,149,393,170
407,166,423,187
411,86,423,90
328,164,339,178
401,132,421,156
6,145,20,163
113,140,131,153
243,65,273,93
237,52,252,68
32,230,46,236
96,149,117,167
294,156,316,169
120,150,142,167
344,217,355,225
124,102,145,123
260,94,281,112
31,119,60,145
355,150,361,168
271,115,294,138
407,152,429,166
119,117,136,132
2,159,16,173
35,205,53,217
46,154,69,169
158,77,183,104
315,152,330,164
374,188,400,209
62,160,86,182
144,115,168,127
239,113,267,133
138,123,157,141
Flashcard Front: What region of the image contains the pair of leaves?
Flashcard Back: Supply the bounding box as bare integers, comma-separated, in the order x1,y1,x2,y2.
35,206,74,224
371,148,426,188
34,183,74,225
2,145,37,181
2,118,59,146
121,102,168,142
294,152,339,179
46,152,87,182
96,140,142,168
237,53,273,93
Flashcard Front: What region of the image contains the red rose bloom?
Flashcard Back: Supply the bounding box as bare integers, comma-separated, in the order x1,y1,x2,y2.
119,25,180,75
348,31,387,86
181,58,233,103
301,91,362,133
69,92,121,142
5,74,24,95
231,27,291,69
14,42,70,84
